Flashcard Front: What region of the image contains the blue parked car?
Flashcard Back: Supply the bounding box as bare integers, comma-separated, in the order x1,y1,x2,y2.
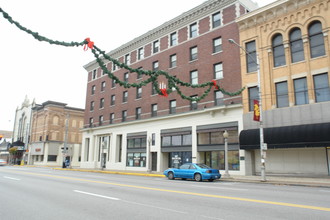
164,163,221,182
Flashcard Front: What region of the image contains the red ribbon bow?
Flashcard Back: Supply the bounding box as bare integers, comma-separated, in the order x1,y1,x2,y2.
84,38,94,51
159,88,168,97
212,80,219,90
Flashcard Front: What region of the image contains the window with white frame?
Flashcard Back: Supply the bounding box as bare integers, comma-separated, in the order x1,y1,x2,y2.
212,12,221,28
170,54,177,68
190,46,198,61
125,54,130,65
214,63,223,79
123,91,128,103
99,98,105,109
138,47,144,60
190,70,198,85
170,32,177,46
153,40,159,53
190,23,197,38
213,37,222,53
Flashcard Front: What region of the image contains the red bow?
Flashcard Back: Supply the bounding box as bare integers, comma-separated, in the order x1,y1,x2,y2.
212,80,219,90
84,38,94,51
159,88,168,97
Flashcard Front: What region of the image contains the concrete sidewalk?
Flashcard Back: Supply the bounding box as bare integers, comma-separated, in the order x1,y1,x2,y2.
55,167,330,188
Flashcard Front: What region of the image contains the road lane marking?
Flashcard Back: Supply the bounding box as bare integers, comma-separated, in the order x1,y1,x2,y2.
7,170,330,212
74,190,120,200
3,176,20,181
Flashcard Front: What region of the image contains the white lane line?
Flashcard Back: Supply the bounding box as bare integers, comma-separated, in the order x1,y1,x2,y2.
4,176,20,181
74,190,120,200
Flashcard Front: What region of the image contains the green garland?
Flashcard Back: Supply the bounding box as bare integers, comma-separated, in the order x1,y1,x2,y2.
0,7,245,102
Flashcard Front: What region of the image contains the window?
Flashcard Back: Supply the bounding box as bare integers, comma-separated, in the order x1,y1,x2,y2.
99,115,104,125
89,117,93,127
309,21,325,58
170,32,177,46
111,95,115,106
151,104,157,117
248,86,259,111
124,72,129,82
151,83,157,95
213,37,222,53
127,137,146,149
272,34,286,67
153,40,159,53
99,98,105,109
110,113,114,124
294,77,309,105
190,23,197,38
127,153,146,167
215,90,224,106
214,63,223,79
212,12,221,28
136,87,142,99
170,100,176,114
190,96,198,110
122,110,127,122
138,47,144,60
162,134,192,146
152,133,156,145
314,73,330,102
170,54,177,68
190,70,198,85
90,101,94,111
137,67,143,79
92,69,97,79
112,63,117,71
289,28,304,63
91,85,96,95
125,54,130,65
123,91,128,103
245,40,257,73
101,81,105,92
275,81,289,108
112,79,116,88
152,61,159,71
135,107,141,119
190,46,198,61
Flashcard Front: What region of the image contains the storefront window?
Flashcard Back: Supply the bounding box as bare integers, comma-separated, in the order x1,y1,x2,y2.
127,152,146,167
169,152,192,168
205,150,239,170
162,134,192,146
182,134,192,145
172,135,182,145
162,136,171,146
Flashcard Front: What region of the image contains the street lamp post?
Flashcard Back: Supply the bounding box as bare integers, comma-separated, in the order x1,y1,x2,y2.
223,130,230,178
228,39,266,182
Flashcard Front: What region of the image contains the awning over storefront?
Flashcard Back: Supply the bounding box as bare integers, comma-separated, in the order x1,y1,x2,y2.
239,122,330,149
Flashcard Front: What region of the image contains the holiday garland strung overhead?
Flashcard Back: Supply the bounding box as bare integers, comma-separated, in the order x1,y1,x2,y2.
0,7,245,102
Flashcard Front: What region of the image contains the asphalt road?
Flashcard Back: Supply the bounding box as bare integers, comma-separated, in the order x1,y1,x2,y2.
0,166,330,220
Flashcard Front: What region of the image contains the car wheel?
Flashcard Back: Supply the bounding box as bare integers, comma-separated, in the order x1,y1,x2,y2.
168,172,174,180
194,173,202,182
208,179,214,182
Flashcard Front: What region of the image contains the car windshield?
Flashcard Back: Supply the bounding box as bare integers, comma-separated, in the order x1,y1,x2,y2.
196,164,211,169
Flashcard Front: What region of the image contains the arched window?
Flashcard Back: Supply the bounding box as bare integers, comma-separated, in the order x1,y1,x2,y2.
289,28,304,63
53,116,59,125
272,34,286,67
308,21,325,58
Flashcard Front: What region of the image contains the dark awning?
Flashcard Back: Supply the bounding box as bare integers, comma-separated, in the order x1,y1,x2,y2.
239,122,330,149
11,140,25,147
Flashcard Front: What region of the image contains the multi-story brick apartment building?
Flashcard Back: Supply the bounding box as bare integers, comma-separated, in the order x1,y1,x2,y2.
29,101,84,166
237,0,330,176
81,0,258,174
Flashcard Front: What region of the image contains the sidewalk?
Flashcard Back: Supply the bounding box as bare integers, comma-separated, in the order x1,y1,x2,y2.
55,167,330,188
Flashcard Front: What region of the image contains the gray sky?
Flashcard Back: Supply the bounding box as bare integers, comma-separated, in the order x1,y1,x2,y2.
0,0,275,131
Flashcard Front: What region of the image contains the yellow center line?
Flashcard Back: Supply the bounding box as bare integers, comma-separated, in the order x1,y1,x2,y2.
9,170,330,212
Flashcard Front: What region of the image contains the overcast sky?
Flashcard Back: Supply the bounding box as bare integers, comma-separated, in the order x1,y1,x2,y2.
0,0,275,131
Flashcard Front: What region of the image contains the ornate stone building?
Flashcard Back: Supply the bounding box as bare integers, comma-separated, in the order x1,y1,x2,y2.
237,0,330,175
29,101,84,166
